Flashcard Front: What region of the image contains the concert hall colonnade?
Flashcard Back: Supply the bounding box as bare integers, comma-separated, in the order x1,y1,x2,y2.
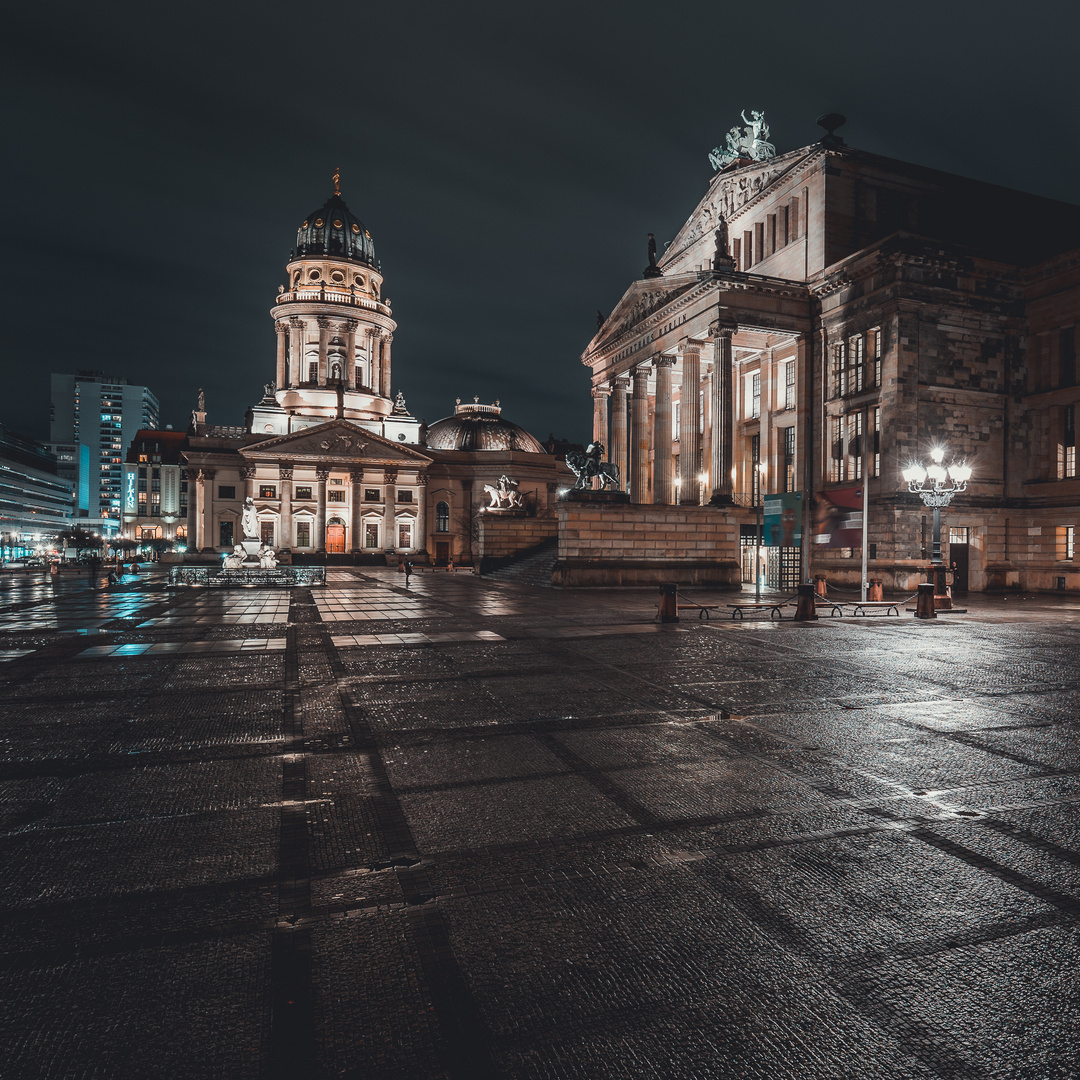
584,130,1080,594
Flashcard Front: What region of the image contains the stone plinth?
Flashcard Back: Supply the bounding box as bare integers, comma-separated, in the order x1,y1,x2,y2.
559,489,631,505
553,503,740,588
478,515,558,574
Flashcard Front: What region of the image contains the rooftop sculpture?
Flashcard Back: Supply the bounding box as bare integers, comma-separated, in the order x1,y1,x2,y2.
709,110,776,171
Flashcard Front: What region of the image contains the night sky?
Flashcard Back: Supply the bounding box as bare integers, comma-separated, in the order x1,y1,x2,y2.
4,1,1078,445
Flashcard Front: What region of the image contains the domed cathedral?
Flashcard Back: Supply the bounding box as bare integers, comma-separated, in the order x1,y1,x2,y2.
180,174,568,565
250,169,418,441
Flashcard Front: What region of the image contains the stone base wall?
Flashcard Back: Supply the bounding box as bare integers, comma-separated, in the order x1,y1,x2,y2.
477,514,558,573
554,504,741,587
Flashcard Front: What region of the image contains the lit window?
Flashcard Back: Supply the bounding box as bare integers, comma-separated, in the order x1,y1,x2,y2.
750,373,760,419
1059,406,1076,479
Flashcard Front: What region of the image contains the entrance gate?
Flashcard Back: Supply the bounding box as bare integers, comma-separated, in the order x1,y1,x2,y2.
326,521,346,554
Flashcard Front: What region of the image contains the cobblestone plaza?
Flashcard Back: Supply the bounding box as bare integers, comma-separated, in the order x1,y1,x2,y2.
1,569,1078,1079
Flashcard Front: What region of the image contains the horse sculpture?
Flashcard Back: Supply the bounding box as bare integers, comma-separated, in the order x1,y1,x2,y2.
565,442,621,491
483,475,525,510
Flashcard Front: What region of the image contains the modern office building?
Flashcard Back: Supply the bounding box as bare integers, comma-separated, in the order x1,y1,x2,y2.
0,425,74,558
49,371,160,534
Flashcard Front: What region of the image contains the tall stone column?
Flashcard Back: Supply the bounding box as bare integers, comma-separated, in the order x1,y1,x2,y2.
279,467,293,550
315,468,329,553
652,357,676,504
274,323,288,389
610,376,629,493
380,333,393,399
416,469,428,554
349,468,364,554
701,364,713,505
201,468,216,551
630,365,650,504
710,320,737,504
365,328,378,391
344,320,359,389
289,319,305,386
317,318,331,385
194,469,206,551
677,341,701,504
591,384,611,489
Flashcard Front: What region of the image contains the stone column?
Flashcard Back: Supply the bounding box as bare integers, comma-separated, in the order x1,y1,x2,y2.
591,384,611,489
630,365,650,504
610,376,629,493
344,320,359,389
366,328,378,391
710,320,737,504
317,318,331,385
701,364,713,504
652,356,676,504
416,469,428,554
274,323,288,389
677,341,701,504
315,468,329,553
289,319,305,386
384,469,398,548
349,468,364,554
201,468,216,551
279,466,293,550
380,333,393,399
194,469,206,551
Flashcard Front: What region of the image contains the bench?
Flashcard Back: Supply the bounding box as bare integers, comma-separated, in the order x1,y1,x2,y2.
678,600,722,620
727,601,788,620
849,600,901,617
815,600,844,617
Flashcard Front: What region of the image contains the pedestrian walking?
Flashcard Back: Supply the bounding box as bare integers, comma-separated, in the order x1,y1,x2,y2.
448,558,454,573
404,560,412,587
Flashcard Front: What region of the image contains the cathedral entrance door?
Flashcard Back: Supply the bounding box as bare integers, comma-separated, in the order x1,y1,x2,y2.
435,541,450,566
326,520,346,554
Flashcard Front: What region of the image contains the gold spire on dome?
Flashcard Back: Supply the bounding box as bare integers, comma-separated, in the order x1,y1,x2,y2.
332,167,341,196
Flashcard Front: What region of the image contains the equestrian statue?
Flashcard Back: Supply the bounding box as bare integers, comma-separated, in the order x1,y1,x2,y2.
566,442,621,491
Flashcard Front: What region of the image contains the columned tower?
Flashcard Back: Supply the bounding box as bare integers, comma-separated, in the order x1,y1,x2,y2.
265,173,398,433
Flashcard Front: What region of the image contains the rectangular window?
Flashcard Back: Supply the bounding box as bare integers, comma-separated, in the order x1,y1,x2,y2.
307,361,318,383
868,327,882,388
219,520,233,548
218,485,235,500
364,523,379,548
296,521,311,548
832,343,845,399
260,485,277,499
750,372,761,419
329,477,344,485
261,521,275,546
327,490,346,503
364,488,380,502
872,405,881,477
848,335,865,393
783,427,796,493
830,417,843,483
1062,525,1076,560
397,490,413,503
295,486,312,500
398,523,412,548
849,411,864,481
1060,406,1076,479
784,359,796,409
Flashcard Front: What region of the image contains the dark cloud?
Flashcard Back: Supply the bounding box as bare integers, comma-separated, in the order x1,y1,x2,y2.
3,0,1077,442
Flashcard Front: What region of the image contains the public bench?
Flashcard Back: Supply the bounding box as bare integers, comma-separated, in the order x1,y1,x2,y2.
815,600,844,617
849,600,901,616
677,598,722,620
727,601,789,620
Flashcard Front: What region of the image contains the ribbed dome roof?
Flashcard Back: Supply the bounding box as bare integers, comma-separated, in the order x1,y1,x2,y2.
426,401,546,453
295,192,377,266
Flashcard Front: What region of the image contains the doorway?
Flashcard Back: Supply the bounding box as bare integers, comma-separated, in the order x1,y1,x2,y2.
435,541,450,566
949,527,969,595
326,520,346,554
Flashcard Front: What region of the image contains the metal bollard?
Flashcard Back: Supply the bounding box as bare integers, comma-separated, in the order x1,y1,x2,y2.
814,575,827,598
915,582,936,619
657,583,679,623
794,583,819,621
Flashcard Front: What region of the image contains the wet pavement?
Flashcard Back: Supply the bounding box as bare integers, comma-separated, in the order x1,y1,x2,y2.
1,567,1079,1079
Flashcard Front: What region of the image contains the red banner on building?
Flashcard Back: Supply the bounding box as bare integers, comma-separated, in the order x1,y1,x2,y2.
813,485,863,548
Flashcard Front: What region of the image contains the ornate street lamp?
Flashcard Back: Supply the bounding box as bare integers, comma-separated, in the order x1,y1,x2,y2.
902,447,972,607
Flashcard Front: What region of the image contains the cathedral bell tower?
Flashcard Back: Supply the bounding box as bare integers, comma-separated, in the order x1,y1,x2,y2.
264,170,397,434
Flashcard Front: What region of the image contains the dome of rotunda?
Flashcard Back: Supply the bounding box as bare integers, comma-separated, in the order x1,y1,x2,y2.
295,187,377,267
425,400,546,453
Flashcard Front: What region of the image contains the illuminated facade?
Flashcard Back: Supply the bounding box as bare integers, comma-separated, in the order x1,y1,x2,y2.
121,430,189,545
585,122,1080,593
0,425,73,555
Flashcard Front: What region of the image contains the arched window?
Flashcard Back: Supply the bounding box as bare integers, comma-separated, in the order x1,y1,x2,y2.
436,502,450,532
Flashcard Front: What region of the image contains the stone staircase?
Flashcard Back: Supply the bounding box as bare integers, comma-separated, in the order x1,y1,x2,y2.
483,539,558,587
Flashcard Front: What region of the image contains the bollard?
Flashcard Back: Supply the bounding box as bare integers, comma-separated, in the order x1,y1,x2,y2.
814,575,827,598
915,582,936,619
793,583,819,621
868,578,884,602
657,583,679,623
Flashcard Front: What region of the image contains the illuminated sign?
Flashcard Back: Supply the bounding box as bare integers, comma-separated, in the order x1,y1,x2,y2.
125,470,136,512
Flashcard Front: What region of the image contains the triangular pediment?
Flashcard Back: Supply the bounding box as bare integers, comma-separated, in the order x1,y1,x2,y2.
591,276,701,349
660,144,820,270
241,419,431,464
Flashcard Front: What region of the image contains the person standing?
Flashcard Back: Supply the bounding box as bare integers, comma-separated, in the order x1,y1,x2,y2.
404,560,412,587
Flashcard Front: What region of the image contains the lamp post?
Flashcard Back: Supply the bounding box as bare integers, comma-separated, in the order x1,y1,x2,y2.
902,447,971,609
755,461,767,601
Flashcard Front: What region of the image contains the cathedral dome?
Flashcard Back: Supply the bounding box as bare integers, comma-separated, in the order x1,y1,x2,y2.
295,190,377,267
425,400,546,453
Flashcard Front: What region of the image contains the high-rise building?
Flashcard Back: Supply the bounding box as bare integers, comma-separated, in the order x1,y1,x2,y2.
49,371,159,534
0,425,74,557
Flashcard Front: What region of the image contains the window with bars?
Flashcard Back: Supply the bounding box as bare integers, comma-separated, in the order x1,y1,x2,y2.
1063,525,1076,561
1059,405,1076,479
